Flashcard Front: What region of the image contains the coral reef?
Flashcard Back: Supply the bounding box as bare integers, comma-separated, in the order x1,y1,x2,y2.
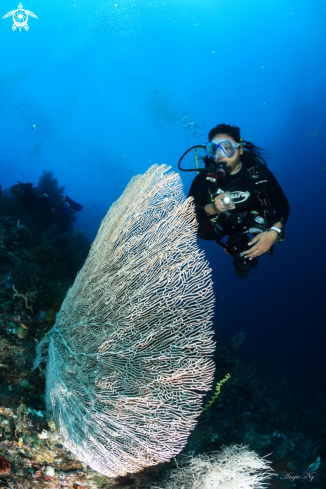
0,168,325,488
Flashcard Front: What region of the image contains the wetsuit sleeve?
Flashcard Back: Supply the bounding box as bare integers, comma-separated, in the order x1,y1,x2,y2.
266,168,290,225
188,173,212,222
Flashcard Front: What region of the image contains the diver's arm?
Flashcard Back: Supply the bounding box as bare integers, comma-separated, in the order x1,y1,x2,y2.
270,220,283,228
204,203,219,215
266,169,290,225
188,174,212,221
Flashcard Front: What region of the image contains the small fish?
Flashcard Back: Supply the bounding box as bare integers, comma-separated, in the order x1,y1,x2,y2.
20,323,29,330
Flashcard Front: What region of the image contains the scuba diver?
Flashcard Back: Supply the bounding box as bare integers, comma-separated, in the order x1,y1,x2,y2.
11,182,83,231
178,123,290,278
11,182,83,215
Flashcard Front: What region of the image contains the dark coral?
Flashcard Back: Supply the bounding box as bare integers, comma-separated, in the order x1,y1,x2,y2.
37,171,65,204
0,172,90,414
0,455,11,474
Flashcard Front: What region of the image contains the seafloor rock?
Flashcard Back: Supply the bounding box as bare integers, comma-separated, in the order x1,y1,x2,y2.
0,403,168,488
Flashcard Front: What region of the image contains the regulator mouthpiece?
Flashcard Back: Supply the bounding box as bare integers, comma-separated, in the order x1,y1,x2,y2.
214,161,232,179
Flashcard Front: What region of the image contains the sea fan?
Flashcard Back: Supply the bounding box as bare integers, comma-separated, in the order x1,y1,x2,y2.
33,164,215,477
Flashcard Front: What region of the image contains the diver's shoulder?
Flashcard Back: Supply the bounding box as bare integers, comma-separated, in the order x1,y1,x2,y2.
192,171,208,183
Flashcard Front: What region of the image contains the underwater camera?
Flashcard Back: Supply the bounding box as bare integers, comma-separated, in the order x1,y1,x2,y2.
241,211,268,234
225,232,258,278
224,211,270,278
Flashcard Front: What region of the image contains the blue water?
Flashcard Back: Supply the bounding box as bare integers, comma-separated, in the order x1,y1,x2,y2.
1,0,325,398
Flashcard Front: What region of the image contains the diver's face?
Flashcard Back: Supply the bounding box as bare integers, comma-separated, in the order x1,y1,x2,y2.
212,133,243,174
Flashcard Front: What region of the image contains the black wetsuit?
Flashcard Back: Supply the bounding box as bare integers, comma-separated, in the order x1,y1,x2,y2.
19,183,55,214
188,162,289,278
188,163,290,240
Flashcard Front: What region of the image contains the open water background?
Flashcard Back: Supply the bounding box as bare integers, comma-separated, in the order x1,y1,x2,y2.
1,0,326,396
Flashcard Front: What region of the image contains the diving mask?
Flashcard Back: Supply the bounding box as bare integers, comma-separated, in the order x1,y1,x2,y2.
205,139,245,159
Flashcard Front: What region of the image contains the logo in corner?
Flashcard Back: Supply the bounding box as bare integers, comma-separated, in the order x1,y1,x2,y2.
3,3,38,32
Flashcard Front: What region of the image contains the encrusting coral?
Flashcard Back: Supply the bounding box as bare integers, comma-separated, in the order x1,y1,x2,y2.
33,164,216,478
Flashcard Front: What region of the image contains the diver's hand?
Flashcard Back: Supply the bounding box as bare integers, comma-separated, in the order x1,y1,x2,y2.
212,193,236,213
242,231,278,259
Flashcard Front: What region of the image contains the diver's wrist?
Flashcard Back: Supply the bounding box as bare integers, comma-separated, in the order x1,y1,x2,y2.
269,226,282,235
267,226,284,242
204,203,219,216
267,229,278,239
